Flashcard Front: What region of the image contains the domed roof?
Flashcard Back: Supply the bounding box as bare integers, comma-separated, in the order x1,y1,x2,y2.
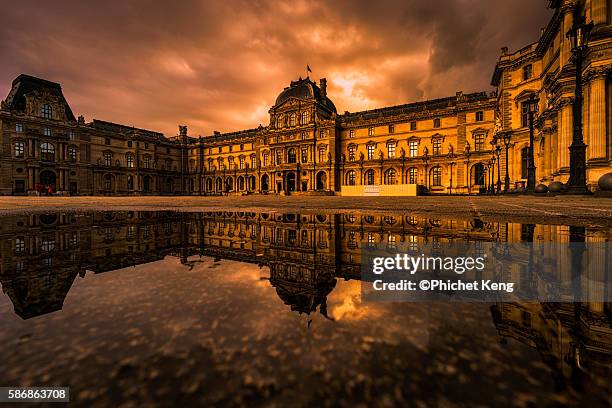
274,77,336,112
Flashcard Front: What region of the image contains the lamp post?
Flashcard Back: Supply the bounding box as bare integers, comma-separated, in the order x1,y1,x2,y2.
502,132,511,192
495,145,502,193
449,156,455,195
566,10,593,194
423,149,429,191
465,143,471,194
489,156,496,194
527,94,539,194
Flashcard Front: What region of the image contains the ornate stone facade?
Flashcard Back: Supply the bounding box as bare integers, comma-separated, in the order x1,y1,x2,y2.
0,0,610,196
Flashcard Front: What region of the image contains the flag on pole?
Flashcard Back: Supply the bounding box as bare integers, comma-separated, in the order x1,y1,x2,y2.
307,64,312,74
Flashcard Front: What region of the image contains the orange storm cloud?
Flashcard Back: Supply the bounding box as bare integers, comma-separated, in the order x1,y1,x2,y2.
0,0,552,136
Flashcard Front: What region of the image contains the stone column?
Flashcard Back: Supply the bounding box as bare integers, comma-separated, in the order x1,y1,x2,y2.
587,75,607,160
558,103,573,170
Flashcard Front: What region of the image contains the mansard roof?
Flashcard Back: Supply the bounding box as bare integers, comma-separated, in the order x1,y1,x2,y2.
200,128,258,144
339,91,492,124
2,74,76,121
89,119,165,139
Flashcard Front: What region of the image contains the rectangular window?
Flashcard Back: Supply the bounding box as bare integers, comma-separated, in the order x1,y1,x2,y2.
16,123,23,133
301,148,308,163
127,141,133,148
14,141,25,158
474,134,485,151
276,150,282,164
144,143,149,149
433,118,441,128
348,146,355,161
475,111,484,121
105,138,110,145
143,156,150,168
368,127,374,136
68,147,77,161
104,153,112,166
44,128,52,136
318,148,326,163
409,141,418,157
69,131,76,140
251,156,257,169
319,129,326,139
388,124,395,134
387,143,396,158
263,153,269,167
432,139,441,155
367,145,375,160
239,156,245,169
410,121,417,131
521,102,530,127
349,129,355,138
218,146,222,153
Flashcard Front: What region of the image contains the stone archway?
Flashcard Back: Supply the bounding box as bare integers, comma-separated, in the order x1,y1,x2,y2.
261,174,269,191
39,170,57,192
286,172,296,193
316,171,327,190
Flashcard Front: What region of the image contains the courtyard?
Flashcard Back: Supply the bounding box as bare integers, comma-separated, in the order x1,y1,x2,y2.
0,195,610,226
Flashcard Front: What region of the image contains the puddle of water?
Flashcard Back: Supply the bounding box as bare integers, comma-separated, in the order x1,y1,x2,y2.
0,211,610,407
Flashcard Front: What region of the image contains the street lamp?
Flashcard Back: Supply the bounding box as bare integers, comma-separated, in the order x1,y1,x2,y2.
495,145,502,193
566,10,594,194
464,142,471,194
449,156,455,195
527,94,539,194
502,132,512,192
489,156,496,194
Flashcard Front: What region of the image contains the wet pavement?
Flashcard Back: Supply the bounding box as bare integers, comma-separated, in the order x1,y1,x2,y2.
0,210,610,407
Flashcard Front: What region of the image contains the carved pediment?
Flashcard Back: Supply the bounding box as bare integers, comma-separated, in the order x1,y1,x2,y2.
513,89,538,106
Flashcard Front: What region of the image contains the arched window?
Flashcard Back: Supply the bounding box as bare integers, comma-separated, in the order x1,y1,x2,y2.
41,104,52,119
301,111,309,124
40,142,55,161
408,167,418,184
365,169,375,185
521,147,529,179
345,170,356,186
288,148,297,164
318,148,326,163
289,113,296,127
431,166,442,186
14,141,25,158
276,116,283,129
384,169,397,185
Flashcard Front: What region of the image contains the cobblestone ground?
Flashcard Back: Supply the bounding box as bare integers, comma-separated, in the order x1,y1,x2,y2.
0,195,610,226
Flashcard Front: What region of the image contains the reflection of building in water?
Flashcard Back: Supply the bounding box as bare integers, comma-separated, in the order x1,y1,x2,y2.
0,211,610,383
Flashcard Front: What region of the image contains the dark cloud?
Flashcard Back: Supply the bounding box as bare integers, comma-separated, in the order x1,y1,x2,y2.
0,0,552,135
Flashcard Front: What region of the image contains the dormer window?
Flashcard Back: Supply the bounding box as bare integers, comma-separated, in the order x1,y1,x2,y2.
388,124,395,134
15,123,23,133
41,104,52,119
301,111,310,124
475,111,484,121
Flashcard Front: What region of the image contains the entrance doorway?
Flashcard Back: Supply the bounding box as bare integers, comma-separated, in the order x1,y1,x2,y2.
261,175,269,191
286,172,296,193
40,170,57,194
69,182,77,195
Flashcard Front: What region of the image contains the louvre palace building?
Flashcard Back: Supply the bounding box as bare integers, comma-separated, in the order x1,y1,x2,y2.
0,0,610,196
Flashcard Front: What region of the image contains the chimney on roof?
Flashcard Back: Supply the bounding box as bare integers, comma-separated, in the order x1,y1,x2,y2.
179,125,188,136
320,78,327,97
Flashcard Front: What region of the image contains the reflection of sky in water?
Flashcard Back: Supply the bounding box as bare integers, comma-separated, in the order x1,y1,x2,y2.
1,254,610,407
0,211,610,407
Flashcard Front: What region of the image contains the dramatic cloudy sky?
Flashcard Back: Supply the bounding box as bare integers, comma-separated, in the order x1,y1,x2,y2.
0,0,553,136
